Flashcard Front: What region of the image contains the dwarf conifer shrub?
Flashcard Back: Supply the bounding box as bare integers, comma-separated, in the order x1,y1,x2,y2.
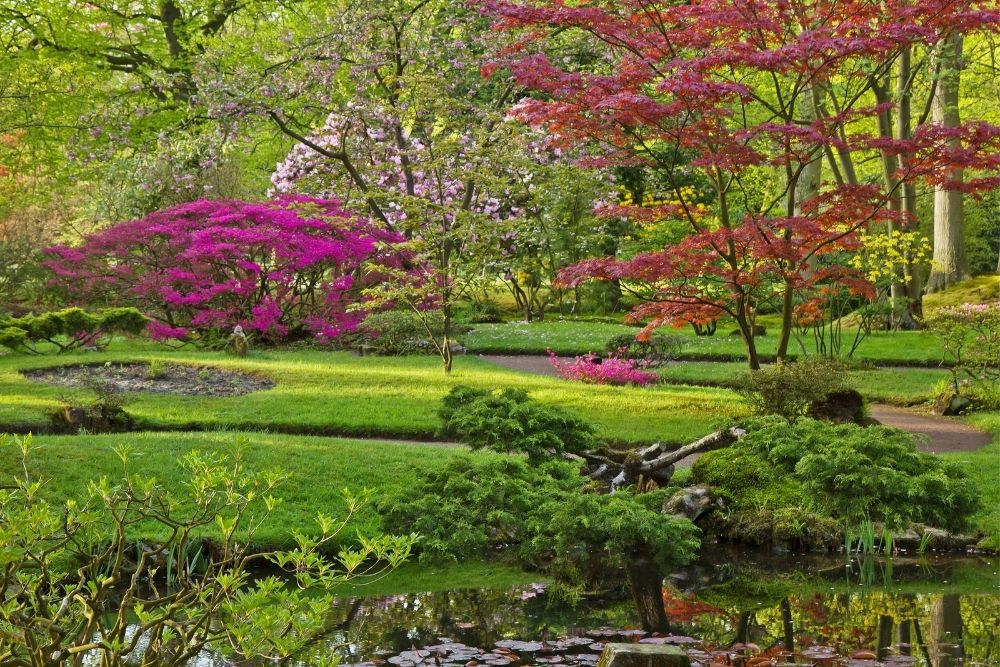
439,386,594,460
0,307,148,354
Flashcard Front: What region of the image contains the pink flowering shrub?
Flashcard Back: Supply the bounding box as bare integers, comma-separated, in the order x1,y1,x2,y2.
548,350,658,386
44,196,407,343
928,301,1000,402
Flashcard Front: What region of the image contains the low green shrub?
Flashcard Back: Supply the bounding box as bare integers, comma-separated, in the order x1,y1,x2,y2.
604,332,685,367
439,386,595,461
740,418,980,530
459,300,505,324
380,455,700,583
356,310,471,355
735,357,848,421
0,307,148,354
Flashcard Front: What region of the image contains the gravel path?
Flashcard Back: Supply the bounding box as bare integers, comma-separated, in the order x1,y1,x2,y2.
479,354,994,459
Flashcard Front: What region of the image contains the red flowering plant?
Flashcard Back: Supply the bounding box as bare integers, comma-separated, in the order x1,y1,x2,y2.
548,349,658,386
482,0,1000,369
44,196,408,344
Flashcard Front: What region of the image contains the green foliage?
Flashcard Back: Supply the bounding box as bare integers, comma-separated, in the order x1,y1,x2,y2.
739,418,980,530
926,302,1000,404
0,307,148,354
735,357,848,421
357,310,469,356
0,433,414,665
438,385,595,460
380,455,699,583
605,332,684,367
53,374,135,433
459,299,506,324
380,455,583,562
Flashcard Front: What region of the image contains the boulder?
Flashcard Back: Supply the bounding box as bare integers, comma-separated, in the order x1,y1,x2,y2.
665,484,723,522
932,392,972,416
597,643,690,667
808,389,865,424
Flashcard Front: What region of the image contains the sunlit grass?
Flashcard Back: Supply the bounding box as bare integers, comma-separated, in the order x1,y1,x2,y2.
0,343,743,445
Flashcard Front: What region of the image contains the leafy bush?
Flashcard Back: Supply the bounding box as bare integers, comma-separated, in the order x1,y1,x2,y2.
927,302,1000,404
53,375,135,433
548,351,659,386
604,332,684,367
356,310,442,355
460,299,505,324
439,386,594,461
739,418,980,530
0,307,148,354
0,434,414,664
44,196,410,344
735,357,848,421
380,455,699,582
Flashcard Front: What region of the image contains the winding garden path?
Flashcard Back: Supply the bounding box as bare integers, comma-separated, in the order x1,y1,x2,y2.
479,354,993,460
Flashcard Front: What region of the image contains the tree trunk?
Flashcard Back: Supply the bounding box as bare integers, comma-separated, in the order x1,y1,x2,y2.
930,594,964,667
926,36,971,293
780,597,795,653
897,44,924,324
625,556,670,633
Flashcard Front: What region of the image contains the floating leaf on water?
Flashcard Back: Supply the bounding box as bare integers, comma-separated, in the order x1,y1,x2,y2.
495,640,545,652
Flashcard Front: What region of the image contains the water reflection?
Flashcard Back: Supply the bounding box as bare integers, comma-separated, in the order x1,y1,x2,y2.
326,552,998,667
82,552,998,666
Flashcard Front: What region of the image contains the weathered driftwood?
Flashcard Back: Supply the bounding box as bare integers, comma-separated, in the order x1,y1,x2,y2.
579,427,745,490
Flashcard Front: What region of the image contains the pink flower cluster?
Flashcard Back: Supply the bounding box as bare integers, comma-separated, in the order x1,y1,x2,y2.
44,196,409,343
548,350,658,386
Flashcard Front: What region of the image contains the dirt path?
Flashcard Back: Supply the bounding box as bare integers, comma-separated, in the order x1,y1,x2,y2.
479,354,994,460
866,404,992,454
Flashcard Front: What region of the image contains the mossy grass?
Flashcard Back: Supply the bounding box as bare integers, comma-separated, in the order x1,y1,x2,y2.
463,321,946,365
943,410,1000,550
0,342,742,446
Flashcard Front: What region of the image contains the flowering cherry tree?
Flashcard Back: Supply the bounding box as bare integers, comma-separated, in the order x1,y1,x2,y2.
483,0,1000,369
44,196,406,343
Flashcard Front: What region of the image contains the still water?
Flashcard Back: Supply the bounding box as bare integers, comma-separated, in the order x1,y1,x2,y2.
87,550,1000,666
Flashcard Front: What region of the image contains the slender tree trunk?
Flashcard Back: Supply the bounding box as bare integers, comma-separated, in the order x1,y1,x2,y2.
625,558,670,633
877,615,894,660
780,598,795,653
927,36,971,293
930,594,964,667
897,45,924,324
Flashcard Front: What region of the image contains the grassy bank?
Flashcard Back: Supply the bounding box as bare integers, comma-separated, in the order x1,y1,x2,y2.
1,430,470,549
944,411,1000,550
0,344,742,445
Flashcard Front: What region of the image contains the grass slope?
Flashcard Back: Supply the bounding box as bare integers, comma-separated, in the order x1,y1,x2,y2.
1,431,471,549
0,344,741,445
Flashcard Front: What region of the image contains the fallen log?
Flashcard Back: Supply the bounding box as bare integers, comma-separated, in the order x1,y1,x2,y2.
579,427,746,490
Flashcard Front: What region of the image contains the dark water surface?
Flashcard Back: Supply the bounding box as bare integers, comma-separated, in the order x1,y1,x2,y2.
323,550,999,667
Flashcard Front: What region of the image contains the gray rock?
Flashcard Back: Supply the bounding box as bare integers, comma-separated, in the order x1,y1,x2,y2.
932,392,972,416
894,528,922,550
665,484,722,522
597,643,690,667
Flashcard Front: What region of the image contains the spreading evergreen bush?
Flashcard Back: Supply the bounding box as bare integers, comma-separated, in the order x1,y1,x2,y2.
604,332,685,367
735,357,848,421
438,386,595,460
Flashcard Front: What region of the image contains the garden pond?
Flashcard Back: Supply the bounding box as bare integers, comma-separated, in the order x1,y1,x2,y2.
99,548,999,667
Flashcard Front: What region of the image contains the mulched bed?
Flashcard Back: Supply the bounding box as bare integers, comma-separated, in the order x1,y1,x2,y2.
22,362,274,397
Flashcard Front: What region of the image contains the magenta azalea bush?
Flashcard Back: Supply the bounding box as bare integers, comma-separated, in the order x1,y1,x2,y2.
44,196,407,343
548,350,659,386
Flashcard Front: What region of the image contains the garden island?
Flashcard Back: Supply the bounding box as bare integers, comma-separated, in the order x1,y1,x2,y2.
0,1,998,665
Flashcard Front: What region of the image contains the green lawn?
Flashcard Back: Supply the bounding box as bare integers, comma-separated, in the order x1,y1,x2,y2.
944,411,1000,550
1,430,471,550
658,361,950,405
463,321,946,365
0,344,742,446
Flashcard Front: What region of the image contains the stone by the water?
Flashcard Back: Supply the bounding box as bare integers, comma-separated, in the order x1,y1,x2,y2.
596,643,690,667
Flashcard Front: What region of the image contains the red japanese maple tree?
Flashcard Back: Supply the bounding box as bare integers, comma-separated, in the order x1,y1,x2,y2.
482,0,1000,368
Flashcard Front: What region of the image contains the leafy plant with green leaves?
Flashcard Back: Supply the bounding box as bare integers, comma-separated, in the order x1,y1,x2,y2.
438,385,595,461
739,418,979,530
927,302,1000,407
0,434,415,666
735,357,848,421
380,455,699,584
0,307,148,354
605,332,685,367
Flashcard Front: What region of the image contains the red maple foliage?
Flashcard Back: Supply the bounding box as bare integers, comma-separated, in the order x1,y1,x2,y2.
481,0,1000,368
